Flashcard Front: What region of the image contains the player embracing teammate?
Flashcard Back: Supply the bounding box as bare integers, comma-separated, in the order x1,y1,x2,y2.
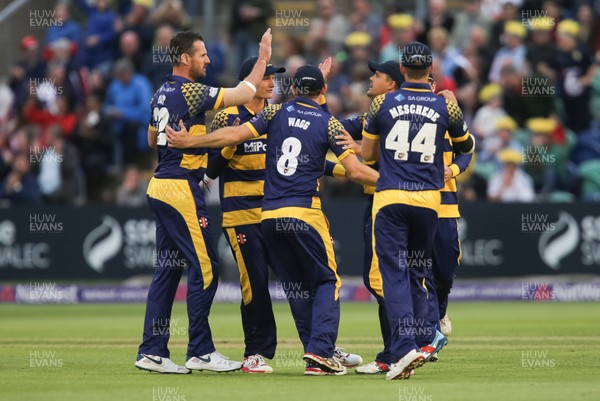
361,42,474,380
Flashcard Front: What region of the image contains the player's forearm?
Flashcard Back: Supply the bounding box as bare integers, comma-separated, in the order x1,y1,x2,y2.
347,163,379,187
186,127,242,148
244,58,268,89
222,81,258,108
452,153,473,174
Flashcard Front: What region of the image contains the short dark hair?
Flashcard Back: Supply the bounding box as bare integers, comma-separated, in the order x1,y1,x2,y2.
169,31,203,66
404,67,429,80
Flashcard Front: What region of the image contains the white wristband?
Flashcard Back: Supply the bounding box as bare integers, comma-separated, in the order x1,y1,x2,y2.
242,80,257,94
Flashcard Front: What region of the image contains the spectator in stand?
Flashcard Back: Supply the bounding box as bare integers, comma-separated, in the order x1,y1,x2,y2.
103,58,152,167
24,92,77,146
489,21,527,83
37,125,81,204
380,14,415,62
472,83,506,140
430,56,458,92
500,64,547,126
428,27,464,79
342,32,373,77
45,2,81,46
461,24,494,83
75,93,114,203
348,0,382,46
229,0,273,71
487,149,536,202
488,1,520,51
450,0,490,50
115,0,154,53
307,0,349,54
143,24,175,91
116,165,148,207
0,153,42,204
75,0,118,75
9,36,46,111
576,2,596,51
523,117,571,197
119,30,144,73
550,20,596,133
151,0,190,30
526,17,557,79
417,0,455,45
478,116,522,165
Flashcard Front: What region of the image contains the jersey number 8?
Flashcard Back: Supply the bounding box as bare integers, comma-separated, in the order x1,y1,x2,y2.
277,137,302,176
385,120,437,163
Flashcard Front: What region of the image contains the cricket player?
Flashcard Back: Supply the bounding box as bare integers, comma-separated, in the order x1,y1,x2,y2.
322,60,405,375
134,29,273,374
361,42,474,380
166,65,379,375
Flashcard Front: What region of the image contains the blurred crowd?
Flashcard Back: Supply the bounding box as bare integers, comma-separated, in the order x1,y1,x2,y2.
1,0,600,206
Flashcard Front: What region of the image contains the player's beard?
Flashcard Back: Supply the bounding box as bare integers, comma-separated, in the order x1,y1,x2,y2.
190,60,207,81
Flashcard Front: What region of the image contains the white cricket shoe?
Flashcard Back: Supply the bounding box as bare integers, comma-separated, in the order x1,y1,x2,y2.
135,354,190,374
185,351,242,372
386,350,427,381
241,354,273,374
333,347,363,368
440,314,452,336
355,360,391,374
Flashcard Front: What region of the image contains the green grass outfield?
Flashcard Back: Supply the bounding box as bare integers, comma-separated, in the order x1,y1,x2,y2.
1,302,599,401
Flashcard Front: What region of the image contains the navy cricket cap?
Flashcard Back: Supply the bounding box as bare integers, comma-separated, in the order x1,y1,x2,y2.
368,60,404,88
293,65,325,92
238,56,285,81
400,42,433,69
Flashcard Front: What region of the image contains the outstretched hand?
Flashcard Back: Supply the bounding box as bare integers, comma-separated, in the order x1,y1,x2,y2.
318,57,332,81
258,28,272,62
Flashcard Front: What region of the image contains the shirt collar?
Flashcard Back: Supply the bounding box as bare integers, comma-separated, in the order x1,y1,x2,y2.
294,96,323,111
400,82,433,92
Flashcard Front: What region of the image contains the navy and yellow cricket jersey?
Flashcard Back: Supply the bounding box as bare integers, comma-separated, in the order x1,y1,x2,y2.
148,74,224,181
362,82,471,192
208,104,267,227
440,132,472,218
244,97,354,211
